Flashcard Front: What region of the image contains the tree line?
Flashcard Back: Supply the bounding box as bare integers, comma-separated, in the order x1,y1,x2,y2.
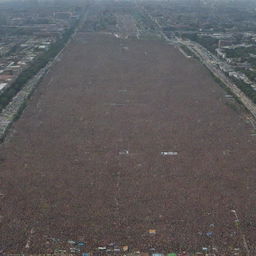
0,22,77,112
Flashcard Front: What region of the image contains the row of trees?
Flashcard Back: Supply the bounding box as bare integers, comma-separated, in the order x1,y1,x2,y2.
0,22,77,112
182,33,218,53
242,69,256,82
225,47,256,59
231,77,256,104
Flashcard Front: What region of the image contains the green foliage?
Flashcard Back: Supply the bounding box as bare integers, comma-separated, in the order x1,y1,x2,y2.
224,47,256,58
0,14,7,25
0,23,77,113
182,33,218,53
231,77,256,104
242,69,256,82
8,44,19,56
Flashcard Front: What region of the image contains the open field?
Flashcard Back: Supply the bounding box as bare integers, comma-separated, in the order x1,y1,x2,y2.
1,32,256,254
